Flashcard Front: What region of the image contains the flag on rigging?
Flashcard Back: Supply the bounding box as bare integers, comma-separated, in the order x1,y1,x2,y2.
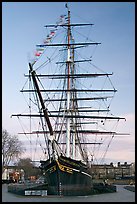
30,13,67,65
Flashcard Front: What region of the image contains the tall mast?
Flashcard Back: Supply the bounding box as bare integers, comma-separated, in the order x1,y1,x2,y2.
66,6,71,157
71,38,76,159
29,63,53,136
29,63,54,159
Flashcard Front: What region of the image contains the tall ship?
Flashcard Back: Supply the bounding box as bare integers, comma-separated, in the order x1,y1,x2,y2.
12,4,127,196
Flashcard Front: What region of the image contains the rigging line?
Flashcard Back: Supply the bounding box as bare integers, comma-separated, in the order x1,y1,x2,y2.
29,73,32,160
21,77,29,90
89,62,110,74
95,118,114,132
73,40,98,58
109,118,119,132
56,83,68,142
92,144,102,165
56,94,88,161
35,47,58,72
37,109,51,157
49,78,65,109
35,30,66,72
34,47,46,66
39,117,50,155
73,100,89,162
72,60,90,77
35,66,61,114
46,80,64,113
17,117,32,144
40,47,64,71
33,124,40,161
98,76,116,117
29,98,38,107
34,123,46,159
64,128,88,162
106,92,116,115
70,9,93,24
75,77,115,110
98,75,113,120
97,120,119,162
33,27,65,69
102,75,115,94
30,76,42,111
75,49,108,74
21,92,31,111
93,105,102,155
75,79,113,102
74,29,95,43
36,74,51,103
75,81,98,101
54,27,67,39
100,134,115,164
55,78,66,139
31,75,51,158
107,74,116,90
90,109,111,159
54,140,65,156
56,109,66,142
74,50,93,69
87,22,93,43
100,72,108,91
35,38,64,71
90,123,99,161
34,118,50,159
90,45,98,58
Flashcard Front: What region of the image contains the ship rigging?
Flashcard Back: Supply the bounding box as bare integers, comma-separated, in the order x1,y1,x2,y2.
11,3,128,195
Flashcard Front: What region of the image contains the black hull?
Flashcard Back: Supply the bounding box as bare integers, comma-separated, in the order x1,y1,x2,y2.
40,155,93,196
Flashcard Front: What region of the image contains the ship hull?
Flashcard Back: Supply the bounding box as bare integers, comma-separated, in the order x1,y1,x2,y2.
40,155,93,196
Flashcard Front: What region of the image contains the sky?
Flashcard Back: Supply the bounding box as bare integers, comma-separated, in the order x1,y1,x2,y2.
2,2,135,164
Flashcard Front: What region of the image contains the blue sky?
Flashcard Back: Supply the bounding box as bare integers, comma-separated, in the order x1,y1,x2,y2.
2,2,135,164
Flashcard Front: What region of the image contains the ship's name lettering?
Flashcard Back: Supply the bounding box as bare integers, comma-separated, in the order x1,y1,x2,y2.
47,165,56,173
57,160,73,174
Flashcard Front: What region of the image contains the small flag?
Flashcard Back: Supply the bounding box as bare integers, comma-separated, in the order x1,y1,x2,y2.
36,48,44,51
43,39,50,44
35,51,41,57
60,14,66,18
50,31,55,36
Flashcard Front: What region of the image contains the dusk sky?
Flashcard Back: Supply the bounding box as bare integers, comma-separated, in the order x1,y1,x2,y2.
2,2,135,164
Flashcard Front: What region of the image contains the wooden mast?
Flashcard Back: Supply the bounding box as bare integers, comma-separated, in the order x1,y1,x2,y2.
66,7,71,157
29,62,53,136
28,62,55,160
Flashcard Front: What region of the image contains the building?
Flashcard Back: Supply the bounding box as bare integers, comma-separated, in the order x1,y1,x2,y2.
90,162,135,180
2,166,25,183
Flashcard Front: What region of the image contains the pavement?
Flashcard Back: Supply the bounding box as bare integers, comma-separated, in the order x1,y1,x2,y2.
124,185,135,192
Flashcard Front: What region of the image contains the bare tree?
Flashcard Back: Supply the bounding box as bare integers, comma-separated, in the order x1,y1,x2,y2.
2,129,25,169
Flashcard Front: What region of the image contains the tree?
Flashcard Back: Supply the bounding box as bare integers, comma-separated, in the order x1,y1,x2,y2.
15,158,42,179
2,129,25,169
